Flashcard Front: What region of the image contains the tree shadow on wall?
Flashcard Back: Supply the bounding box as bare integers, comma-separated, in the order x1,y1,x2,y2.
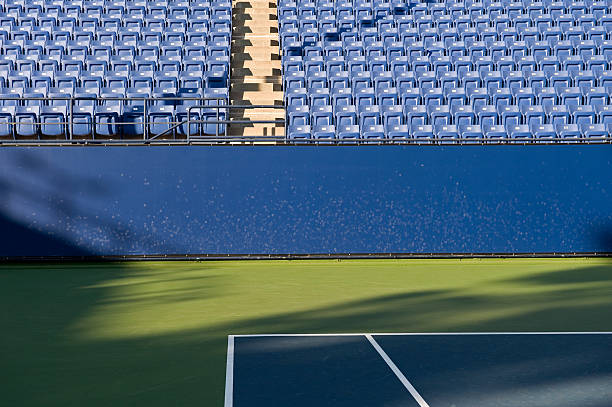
0,149,177,257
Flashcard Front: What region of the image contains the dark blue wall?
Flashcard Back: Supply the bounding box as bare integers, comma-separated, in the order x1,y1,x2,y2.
1,146,611,256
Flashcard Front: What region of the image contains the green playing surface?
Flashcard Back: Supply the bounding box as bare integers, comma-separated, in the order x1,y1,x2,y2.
2,258,612,406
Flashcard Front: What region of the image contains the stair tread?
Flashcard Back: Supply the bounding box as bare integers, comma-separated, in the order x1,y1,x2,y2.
230,0,285,137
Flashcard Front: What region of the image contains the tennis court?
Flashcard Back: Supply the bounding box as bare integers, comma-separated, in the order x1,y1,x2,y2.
227,332,612,407
3,259,612,406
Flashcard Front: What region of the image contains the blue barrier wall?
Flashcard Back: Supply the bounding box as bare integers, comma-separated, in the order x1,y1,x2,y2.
1,146,611,256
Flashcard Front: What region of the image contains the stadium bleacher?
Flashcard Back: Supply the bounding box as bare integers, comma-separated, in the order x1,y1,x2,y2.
280,0,612,142
0,0,231,139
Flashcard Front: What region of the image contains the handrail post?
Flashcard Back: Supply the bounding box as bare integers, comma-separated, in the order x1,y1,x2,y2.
224,97,228,137
143,97,148,140
69,97,74,141
187,107,191,143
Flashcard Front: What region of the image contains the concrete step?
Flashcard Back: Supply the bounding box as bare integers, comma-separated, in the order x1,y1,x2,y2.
234,0,277,7
232,67,281,77
229,123,285,137
230,0,285,137
232,38,278,48
233,10,277,17
233,52,280,62
233,9,276,16
230,93,283,104
232,75,282,84
233,26,277,35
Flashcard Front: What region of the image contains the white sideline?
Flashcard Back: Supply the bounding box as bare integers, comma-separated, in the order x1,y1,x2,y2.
366,334,431,407
224,335,235,407
232,331,612,338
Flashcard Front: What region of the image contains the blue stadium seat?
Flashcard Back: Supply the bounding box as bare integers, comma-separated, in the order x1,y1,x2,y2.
508,124,532,142
287,124,312,140
435,124,460,143
581,123,608,141
459,124,484,142
571,105,596,126
382,105,403,128
411,124,435,142
149,105,175,137
311,105,333,127
476,105,498,128
556,123,582,142
15,106,39,138
288,105,310,126
95,106,121,138
337,124,361,141
312,124,336,141
428,105,451,126
0,106,15,138
40,106,67,138
335,105,358,127
359,105,381,127
361,124,385,140
484,124,507,140
499,105,521,128
387,124,410,139
531,124,557,142
597,105,612,125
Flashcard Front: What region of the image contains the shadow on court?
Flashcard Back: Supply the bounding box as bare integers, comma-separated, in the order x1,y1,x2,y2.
2,259,612,406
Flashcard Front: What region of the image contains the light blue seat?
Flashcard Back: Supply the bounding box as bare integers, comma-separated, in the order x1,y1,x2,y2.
40,106,67,138
581,123,607,140
95,105,122,138
15,106,39,138
0,105,15,138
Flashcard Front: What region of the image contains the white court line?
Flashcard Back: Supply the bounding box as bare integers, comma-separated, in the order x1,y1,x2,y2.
233,331,612,338
224,335,235,407
366,334,431,407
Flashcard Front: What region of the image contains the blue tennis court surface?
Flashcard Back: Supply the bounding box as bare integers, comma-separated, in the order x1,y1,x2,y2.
225,333,612,407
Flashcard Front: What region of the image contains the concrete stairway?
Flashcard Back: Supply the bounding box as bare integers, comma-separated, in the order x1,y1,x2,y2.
230,0,285,138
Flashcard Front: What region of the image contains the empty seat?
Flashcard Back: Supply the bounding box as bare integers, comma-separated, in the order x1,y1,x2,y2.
40,106,66,138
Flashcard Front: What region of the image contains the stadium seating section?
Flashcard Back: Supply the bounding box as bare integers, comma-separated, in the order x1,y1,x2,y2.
0,0,231,139
280,0,612,142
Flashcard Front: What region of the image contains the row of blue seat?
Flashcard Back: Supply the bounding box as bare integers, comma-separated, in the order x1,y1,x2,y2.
285,82,612,102
0,99,229,138
284,71,612,96
0,2,231,14
283,58,612,78
0,72,228,91
0,16,231,33
0,87,228,105
283,61,612,81
287,103,612,127
287,122,612,141
0,11,229,21
0,109,226,139
280,27,612,49
0,54,230,69
279,9,612,30
278,0,612,19
0,31,228,43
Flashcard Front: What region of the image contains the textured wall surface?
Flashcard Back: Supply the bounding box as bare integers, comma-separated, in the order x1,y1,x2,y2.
0,146,611,256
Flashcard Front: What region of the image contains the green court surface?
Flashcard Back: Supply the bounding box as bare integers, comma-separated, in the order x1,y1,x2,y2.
2,258,612,407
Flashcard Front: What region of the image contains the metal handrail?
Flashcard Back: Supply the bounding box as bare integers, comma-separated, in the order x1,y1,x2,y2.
1,95,611,146
185,103,284,141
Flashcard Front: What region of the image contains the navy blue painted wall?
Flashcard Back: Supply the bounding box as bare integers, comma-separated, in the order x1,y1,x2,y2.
0,146,611,256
